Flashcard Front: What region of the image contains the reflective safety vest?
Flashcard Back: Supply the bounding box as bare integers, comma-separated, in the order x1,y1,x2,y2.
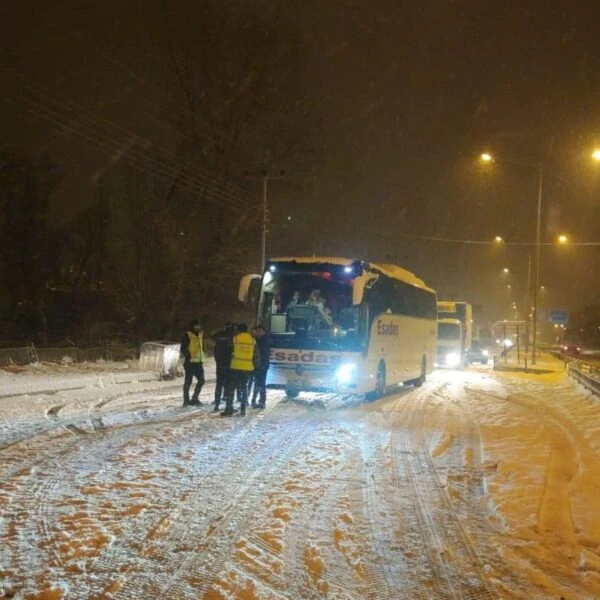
187,331,204,363
230,332,255,371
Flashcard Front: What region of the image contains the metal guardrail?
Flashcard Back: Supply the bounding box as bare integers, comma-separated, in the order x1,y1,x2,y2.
566,357,600,396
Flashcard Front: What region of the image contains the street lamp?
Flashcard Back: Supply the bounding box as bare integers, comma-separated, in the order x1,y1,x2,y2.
494,235,504,243
480,151,543,364
593,149,600,161
503,267,509,273
558,234,568,244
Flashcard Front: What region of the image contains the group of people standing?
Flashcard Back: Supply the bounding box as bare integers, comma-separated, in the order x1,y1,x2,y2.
180,320,270,417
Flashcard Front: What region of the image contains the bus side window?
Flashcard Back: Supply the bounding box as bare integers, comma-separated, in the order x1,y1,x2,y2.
359,303,370,350
392,281,408,315
403,284,416,316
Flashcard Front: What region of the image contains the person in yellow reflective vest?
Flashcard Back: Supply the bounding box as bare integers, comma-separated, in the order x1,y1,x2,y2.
222,323,260,417
180,320,205,406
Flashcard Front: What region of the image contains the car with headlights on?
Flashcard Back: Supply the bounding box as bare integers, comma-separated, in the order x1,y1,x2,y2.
465,341,490,365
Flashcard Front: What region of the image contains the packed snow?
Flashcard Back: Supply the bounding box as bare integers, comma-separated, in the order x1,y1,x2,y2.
1,355,600,599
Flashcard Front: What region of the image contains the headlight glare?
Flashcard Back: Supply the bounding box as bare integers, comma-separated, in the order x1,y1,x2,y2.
445,352,460,367
335,362,357,383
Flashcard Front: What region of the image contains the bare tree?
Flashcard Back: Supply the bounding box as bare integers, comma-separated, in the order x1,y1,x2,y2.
75,2,324,341
150,1,324,324
0,149,63,342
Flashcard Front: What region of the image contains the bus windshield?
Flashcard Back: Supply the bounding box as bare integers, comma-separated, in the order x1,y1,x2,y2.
258,268,365,351
438,322,461,340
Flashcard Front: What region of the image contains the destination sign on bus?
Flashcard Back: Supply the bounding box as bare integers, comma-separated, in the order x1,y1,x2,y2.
270,349,343,365
377,320,399,336
437,301,457,314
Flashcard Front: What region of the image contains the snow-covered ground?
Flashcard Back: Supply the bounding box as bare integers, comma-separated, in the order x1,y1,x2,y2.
1,355,600,599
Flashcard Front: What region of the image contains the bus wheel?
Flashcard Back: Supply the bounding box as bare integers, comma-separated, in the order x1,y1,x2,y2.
414,357,427,387
366,361,386,401
285,389,299,399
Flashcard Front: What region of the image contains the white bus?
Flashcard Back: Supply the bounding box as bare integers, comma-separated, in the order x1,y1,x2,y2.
239,257,437,398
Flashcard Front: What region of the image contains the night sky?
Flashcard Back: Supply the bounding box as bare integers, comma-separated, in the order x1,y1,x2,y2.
2,0,599,325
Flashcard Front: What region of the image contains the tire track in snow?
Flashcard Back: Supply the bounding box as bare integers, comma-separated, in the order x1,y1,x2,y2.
0,379,188,450
0,428,86,484
0,388,207,482
430,388,523,594
354,424,424,599
432,377,591,598
471,385,600,597
154,415,322,599
63,403,303,598
278,423,375,599
388,381,498,599
503,392,582,544
343,426,405,599
46,403,88,435
4,403,225,596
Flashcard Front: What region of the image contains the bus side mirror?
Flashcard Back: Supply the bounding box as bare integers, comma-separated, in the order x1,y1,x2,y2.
352,273,378,305
238,274,261,306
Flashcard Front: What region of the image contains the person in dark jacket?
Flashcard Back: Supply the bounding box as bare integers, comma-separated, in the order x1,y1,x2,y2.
180,320,205,406
211,322,235,412
246,326,259,400
251,325,270,408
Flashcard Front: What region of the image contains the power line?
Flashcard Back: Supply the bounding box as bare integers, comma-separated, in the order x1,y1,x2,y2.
4,68,257,213
13,91,251,213
391,233,600,246
0,47,257,211
14,93,249,213
16,74,254,206
37,20,252,155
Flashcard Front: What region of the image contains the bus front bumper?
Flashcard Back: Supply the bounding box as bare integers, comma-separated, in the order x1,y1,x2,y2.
267,363,363,394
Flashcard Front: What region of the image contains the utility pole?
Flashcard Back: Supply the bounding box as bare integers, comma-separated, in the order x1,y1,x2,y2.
260,170,284,272
531,165,543,365
524,252,532,358
245,170,284,272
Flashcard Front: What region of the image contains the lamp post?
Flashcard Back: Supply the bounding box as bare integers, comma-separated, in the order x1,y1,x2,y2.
532,164,543,365
481,153,543,364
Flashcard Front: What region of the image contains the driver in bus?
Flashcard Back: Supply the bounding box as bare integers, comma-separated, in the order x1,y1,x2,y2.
307,289,325,310
286,290,301,311
307,289,333,328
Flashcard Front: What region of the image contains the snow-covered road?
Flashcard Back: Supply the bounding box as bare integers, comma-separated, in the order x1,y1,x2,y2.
1,358,600,599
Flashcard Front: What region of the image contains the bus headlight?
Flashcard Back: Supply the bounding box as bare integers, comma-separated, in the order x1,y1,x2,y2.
445,353,460,368
335,362,357,383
